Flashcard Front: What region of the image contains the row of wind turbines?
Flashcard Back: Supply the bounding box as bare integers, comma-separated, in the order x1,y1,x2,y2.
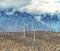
22,16,51,41
1,16,57,41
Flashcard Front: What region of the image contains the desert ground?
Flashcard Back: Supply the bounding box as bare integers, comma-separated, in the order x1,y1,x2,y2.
0,31,60,51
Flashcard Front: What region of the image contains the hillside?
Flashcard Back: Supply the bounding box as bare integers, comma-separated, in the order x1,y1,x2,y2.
0,31,60,51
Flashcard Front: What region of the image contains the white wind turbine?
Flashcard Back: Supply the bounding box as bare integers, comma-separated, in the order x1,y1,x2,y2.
31,18,36,41
32,20,35,41
34,16,42,31
23,17,26,38
32,16,42,41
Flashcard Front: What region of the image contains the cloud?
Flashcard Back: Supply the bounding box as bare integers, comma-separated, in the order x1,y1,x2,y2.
0,0,60,13
0,0,31,8
20,0,60,13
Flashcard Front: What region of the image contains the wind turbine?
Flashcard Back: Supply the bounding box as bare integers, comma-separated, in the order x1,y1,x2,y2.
31,18,36,41
33,25,36,41
23,17,26,38
33,16,42,41
34,16,42,31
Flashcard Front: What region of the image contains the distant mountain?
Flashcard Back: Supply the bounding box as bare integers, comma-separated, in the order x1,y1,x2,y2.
40,13,59,21
0,8,60,32
0,8,36,32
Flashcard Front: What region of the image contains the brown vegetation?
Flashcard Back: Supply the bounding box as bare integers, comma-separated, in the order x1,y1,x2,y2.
0,31,60,51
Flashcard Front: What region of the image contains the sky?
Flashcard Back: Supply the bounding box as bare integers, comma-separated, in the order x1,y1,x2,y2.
22,0,60,13
0,0,31,8
0,0,60,13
